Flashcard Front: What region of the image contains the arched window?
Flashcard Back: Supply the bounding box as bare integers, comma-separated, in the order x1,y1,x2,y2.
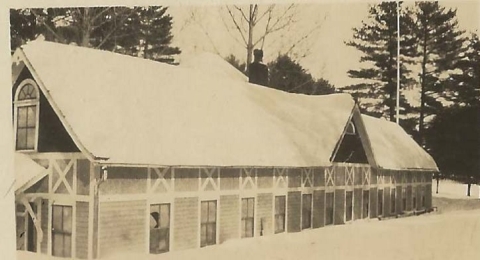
345,121,356,135
14,79,39,151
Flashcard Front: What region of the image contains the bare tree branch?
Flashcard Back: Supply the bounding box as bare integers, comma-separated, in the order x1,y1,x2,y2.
233,5,249,23
30,9,66,43
226,6,248,46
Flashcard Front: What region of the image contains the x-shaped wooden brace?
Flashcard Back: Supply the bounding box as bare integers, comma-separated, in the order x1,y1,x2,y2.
241,168,256,190
345,167,354,185
391,174,396,185
301,168,313,188
362,168,370,185
150,168,171,193
325,168,334,187
377,174,384,185
52,159,74,195
274,168,287,189
412,174,417,183
420,173,425,183
201,168,219,191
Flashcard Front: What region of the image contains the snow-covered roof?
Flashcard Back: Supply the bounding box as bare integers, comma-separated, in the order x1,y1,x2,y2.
179,51,248,82
17,41,356,167
361,115,438,171
14,153,47,193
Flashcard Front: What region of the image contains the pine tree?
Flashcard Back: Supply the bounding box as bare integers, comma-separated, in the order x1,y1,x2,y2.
10,7,181,63
447,33,480,106
268,54,335,95
115,7,181,63
414,1,466,143
345,2,417,122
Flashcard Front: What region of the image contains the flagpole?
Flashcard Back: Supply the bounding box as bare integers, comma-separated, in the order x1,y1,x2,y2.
396,1,401,125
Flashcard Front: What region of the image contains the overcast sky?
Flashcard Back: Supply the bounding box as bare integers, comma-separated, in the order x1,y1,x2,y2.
168,1,479,88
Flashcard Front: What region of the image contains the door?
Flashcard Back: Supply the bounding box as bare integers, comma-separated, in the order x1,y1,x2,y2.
200,200,217,247
345,191,353,222
26,203,37,252
274,196,286,233
52,205,72,258
378,190,384,217
149,204,170,254
362,190,369,219
241,198,255,238
302,194,312,229
325,192,334,225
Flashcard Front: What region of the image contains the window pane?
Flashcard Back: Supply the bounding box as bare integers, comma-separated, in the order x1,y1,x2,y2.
26,128,36,149
64,235,72,257
241,199,248,218
63,206,72,233
245,220,253,237
27,106,36,127
52,233,63,257
201,202,208,223
159,204,170,228
241,220,246,238
207,223,216,244
158,229,169,251
16,128,27,150
17,107,27,127
208,202,216,222
52,206,63,231
248,199,254,217
200,224,207,247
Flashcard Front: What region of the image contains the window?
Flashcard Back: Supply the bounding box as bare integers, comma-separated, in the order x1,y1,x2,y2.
402,187,407,211
302,194,312,229
241,198,255,238
325,192,334,225
421,188,426,208
378,189,384,217
391,188,396,214
52,205,72,258
345,191,353,222
362,190,369,219
274,196,286,233
346,121,356,135
200,200,217,247
149,204,170,254
413,190,417,210
14,80,39,151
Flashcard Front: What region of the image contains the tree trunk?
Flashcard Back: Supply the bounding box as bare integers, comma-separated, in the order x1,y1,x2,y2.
246,4,254,71
81,8,91,47
436,175,439,194
467,183,471,197
419,28,428,146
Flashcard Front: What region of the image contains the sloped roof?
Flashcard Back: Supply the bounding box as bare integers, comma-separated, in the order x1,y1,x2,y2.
17,41,355,167
179,52,248,82
14,153,47,193
361,115,438,171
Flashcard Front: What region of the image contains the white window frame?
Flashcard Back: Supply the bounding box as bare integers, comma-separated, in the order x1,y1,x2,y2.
14,79,40,152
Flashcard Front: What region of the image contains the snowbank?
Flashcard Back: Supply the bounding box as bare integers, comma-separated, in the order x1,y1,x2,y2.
433,179,480,199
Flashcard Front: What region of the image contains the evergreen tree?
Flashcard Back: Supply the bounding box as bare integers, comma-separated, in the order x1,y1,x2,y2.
425,105,480,196
447,33,480,106
345,2,417,122
414,1,466,143
115,7,181,62
224,54,247,75
10,7,181,63
268,54,335,95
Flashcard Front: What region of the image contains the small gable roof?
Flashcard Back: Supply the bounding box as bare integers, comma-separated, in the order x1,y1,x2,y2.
16,41,356,167
361,115,438,171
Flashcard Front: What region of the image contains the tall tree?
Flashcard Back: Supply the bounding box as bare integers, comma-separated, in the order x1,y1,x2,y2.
222,4,324,70
115,7,181,62
414,2,466,144
10,7,180,63
425,105,480,196
345,2,417,122
268,54,335,95
447,33,480,106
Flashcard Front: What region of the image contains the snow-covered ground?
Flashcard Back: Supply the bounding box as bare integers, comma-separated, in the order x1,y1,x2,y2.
18,180,480,260
433,179,480,199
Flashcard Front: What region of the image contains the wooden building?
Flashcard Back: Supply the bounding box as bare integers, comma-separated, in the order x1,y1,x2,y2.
12,41,438,259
